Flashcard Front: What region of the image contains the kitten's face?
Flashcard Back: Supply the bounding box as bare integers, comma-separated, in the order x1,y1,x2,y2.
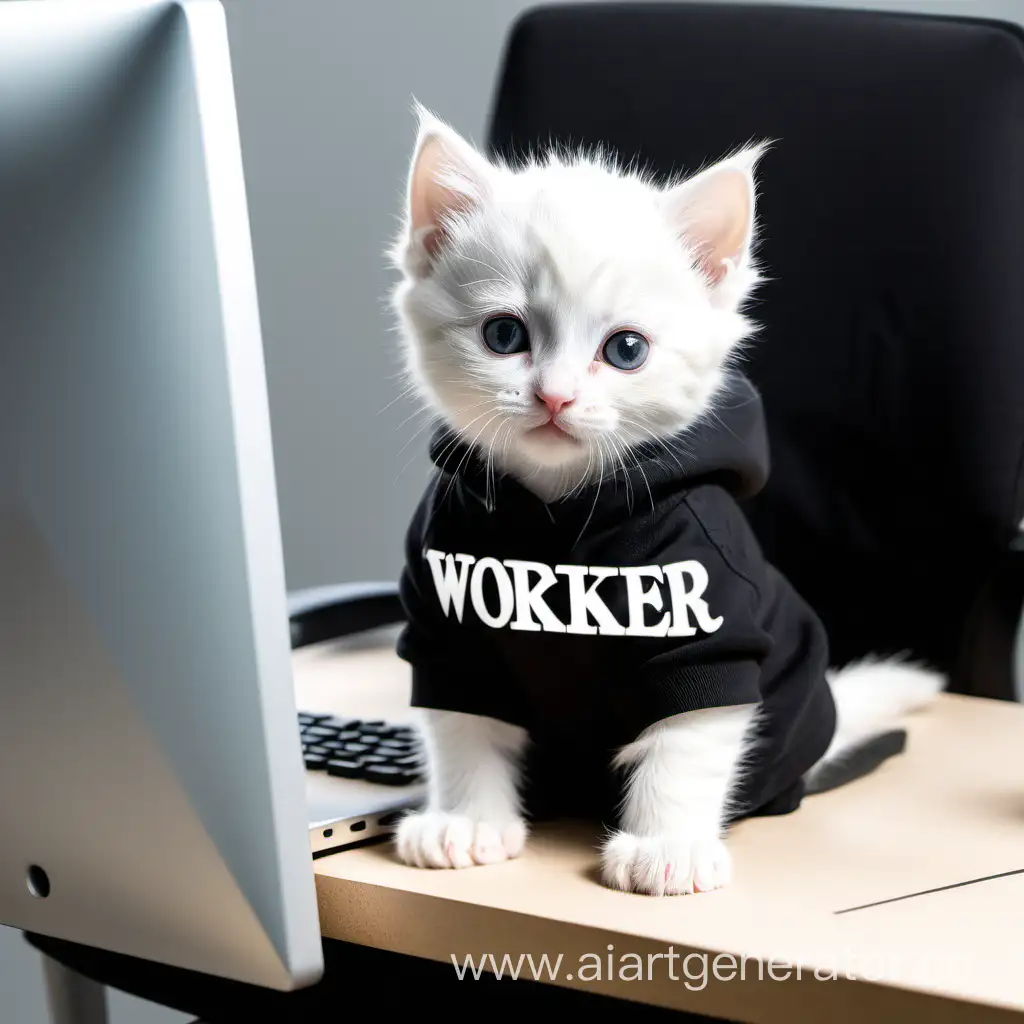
392,109,762,492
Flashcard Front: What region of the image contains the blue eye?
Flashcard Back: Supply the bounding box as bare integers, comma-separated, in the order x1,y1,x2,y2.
482,315,529,355
602,330,649,371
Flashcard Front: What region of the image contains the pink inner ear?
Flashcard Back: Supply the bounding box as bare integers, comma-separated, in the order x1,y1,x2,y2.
420,224,450,261
408,130,486,266
667,165,753,288
698,250,731,286
416,182,473,260
409,135,452,236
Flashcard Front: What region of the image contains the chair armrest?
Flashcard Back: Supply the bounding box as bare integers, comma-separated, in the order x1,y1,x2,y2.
287,581,404,650
954,539,1024,701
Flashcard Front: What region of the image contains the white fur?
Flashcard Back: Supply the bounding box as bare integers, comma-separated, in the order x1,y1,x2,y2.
602,704,756,895
389,106,943,891
602,660,942,895
395,708,528,868
809,657,944,781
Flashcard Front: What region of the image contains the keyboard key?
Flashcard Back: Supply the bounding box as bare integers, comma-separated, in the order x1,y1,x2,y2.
298,713,331,726
303,725,339,739
330,720,365,733
326,758,364,779
363,764,420,786
306,745,333,758
359,721,388,732
337,729,363,742
377,737,415,750
392,754,424,768
360,753,389,766
304,754,328,770
341,742,372,755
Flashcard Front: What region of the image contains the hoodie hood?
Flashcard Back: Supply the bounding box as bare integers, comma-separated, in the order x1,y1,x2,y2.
427,371,770,517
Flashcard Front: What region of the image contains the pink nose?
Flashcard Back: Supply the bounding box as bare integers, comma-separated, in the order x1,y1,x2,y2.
536,390,575,416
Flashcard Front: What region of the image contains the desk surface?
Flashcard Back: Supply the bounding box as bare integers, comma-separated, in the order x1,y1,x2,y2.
299,641,1024,1023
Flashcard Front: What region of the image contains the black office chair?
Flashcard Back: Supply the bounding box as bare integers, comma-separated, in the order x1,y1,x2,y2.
487,2,1024,701
26,4,1024,1022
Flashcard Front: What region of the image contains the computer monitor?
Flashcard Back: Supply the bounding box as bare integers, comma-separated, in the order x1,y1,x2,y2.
0,0,325,989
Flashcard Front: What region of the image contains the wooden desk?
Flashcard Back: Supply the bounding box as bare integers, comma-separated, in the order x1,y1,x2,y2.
299,641,1024,1023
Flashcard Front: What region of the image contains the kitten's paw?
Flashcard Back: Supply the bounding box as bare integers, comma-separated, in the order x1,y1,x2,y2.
395,811,527,869
600,831,731,896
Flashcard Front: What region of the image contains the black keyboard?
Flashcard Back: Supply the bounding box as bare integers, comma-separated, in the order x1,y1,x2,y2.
298,713,424,787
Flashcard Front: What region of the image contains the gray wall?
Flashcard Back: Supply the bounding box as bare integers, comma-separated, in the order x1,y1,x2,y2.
226,0,536,589
223,0,1024,592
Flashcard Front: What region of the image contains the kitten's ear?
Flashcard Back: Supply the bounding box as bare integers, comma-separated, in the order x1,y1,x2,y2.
401,103,493,277
661,144,766,300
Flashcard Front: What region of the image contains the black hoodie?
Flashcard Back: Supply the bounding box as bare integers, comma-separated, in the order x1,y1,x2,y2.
397,373,837,824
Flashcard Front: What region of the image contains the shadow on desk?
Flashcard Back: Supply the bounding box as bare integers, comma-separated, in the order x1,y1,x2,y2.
25,929,723,1024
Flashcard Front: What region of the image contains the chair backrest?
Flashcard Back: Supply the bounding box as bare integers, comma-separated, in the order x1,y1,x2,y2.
487,2,1024,691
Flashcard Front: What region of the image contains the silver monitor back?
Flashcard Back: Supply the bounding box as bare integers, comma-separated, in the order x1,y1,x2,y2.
0,0,323,989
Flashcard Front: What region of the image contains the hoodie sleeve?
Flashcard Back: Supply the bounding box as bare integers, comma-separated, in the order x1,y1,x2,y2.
395,496,528,729
607,500,774,745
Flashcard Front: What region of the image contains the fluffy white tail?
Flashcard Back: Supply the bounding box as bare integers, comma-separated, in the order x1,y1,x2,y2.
816,656,944,769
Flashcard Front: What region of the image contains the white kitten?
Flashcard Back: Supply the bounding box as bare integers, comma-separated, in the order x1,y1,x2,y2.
389,106,941,895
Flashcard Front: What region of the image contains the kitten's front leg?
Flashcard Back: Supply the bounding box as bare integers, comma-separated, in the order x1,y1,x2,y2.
396,708,529,869
601,705,757,896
